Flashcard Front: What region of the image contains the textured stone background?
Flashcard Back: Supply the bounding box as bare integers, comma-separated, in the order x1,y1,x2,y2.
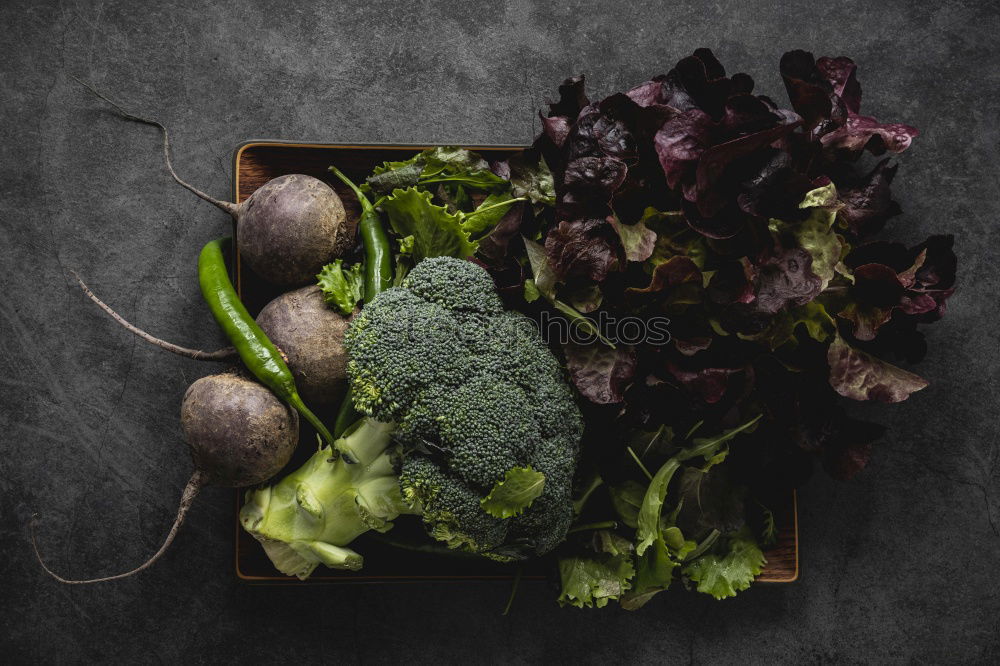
2,0,997,663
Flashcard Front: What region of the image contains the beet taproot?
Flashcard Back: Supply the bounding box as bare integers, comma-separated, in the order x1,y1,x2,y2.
73,78,356,286
33,370,298,584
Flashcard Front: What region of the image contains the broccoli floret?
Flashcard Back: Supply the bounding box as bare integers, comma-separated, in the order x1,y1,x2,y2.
345,257,583,561
243,257,583,574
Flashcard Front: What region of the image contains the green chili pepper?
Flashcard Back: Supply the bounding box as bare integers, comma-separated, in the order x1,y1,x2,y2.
329,166,392,300
327,166,394,436
198,238,335,445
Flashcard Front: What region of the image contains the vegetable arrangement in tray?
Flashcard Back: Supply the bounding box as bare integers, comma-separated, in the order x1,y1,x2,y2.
35,49,957,609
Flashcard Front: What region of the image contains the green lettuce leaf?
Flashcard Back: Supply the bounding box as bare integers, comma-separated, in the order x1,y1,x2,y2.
368,147,508,197
635,458,683,556
768,183,843,292
682,528,766,600
480,467,545,519
636,416,760,556
316,259,364,315
507,152,556,205
620,533,677,610
557,531,635,609
380,187,477,262
461,192,517,237
643,207,708,269
738,300,835,350
609,480,646,529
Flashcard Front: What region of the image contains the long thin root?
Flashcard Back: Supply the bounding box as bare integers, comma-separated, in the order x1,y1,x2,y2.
72,270,236,361
70,75,238,217
32,470,208,584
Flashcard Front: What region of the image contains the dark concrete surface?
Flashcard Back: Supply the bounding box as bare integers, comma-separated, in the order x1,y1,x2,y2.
2,0,998,663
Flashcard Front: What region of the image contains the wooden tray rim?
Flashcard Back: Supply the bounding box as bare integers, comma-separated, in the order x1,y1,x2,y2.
230,140,800,585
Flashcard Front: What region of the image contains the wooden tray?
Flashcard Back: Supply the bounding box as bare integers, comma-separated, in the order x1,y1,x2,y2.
231,141,799,585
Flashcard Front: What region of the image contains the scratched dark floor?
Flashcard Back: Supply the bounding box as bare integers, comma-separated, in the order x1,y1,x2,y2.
2,0,998,663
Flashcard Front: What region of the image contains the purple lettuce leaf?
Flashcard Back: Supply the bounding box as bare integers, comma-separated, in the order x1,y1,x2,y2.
665,362,742,404
611,215,657,262
905,235,957,321
840,235,957,336
839,263,905,341
540,113,572,149
820,114,919,156
564,343,638,404
836,158,901,238
779,49,847,133
564,156,629,195
654,109,714,189
545,216,624,282
548,75,590,118
816,56,861,114
827,334,928,403
753,247,823,314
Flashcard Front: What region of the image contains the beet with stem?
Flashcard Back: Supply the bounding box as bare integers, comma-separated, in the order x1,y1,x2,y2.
33,370,299,584
73,78,356,287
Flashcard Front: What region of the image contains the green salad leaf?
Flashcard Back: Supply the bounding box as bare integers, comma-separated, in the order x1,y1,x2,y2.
768,183,843,292
507,152,556,206
461,192,519,237
682,528,766,600
557,531,635,609
368,146,508,197
380,187,477,262
480,466,546,519
316,259,364,315
635,416,760,556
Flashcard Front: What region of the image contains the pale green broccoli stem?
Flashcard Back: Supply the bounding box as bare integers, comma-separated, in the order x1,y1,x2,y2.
239,418,417,579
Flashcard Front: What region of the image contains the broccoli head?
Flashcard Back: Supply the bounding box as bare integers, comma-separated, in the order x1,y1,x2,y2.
241,257,583,576
347,257,583,561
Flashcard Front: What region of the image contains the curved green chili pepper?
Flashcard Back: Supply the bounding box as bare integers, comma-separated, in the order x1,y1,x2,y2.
328,166,392,299
198,238,335,446
327,166,394,436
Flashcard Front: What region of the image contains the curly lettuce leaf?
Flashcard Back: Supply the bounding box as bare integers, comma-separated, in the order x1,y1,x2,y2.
682,528,766,600
316,260,364,315
557,531,635,609
380,187,476,262
767,183,843,294
738,300,835,350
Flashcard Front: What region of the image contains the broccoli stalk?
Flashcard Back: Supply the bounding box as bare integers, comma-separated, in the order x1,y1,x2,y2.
239,418,417,578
